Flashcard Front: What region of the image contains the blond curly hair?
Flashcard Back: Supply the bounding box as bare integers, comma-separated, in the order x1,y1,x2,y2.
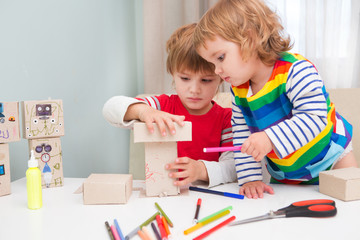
193,0,292,66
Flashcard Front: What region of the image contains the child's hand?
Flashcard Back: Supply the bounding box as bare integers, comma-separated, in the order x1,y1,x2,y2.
165,157,208,187
241,131,273,161
239,181,274,199
138,106,185,136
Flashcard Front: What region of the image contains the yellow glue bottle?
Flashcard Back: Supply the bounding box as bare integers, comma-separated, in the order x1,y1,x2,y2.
26,150,43,209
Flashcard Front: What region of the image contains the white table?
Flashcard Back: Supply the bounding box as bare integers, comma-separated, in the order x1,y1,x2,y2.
1,178,359,240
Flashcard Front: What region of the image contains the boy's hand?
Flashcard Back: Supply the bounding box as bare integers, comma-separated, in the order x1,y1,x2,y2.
137,106,185,136
165,157,208,187
241,131,273,161
239,181,274,199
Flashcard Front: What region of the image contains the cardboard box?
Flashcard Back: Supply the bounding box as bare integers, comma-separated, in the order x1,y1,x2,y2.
0,143,11,197
319,167,360,201
22,99,65,139
133,122,192,197
82,174,132,205
28,137,64,188
0,102,20,143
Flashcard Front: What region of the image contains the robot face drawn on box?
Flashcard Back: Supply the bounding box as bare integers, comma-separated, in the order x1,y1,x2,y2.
23,100,64,139
29,138,63,188
36,104,52,120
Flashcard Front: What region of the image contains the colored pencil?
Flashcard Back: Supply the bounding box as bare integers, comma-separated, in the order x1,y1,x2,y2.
189,186,244,199
193,216,236,240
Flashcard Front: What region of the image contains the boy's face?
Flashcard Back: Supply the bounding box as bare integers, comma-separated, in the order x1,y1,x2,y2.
173,70,221,115
197,35,260,87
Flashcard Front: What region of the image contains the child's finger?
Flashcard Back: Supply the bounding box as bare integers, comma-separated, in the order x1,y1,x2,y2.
175,157,190,164
168,170,188,179
173,115,185,126
164,118,176,135
144,119,155,134
154,119,167,136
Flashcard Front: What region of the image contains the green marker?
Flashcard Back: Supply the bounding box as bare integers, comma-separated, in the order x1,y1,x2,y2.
155,202,174,227
140,211,160,228
198,206,233,223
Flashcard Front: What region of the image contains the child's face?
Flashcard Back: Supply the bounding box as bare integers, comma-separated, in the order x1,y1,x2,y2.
197,35,260,87
173,70,221,115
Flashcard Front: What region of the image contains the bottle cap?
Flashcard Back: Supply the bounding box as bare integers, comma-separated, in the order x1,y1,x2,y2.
28,150,38,168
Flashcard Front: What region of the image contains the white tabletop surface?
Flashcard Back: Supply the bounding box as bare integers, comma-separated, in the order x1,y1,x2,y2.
1,177,359,240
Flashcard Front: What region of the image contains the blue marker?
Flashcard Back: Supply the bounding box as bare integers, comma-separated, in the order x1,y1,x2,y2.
189,186,244,199
114,219,125,240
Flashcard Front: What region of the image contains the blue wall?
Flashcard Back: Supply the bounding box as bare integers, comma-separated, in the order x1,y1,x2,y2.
0,0,143,180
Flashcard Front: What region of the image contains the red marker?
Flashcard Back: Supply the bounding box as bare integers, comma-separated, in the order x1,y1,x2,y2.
193,216,236,240
156,215,167,240
193,198,202,223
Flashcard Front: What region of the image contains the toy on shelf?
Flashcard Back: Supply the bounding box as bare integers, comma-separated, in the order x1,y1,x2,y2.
21,99,65,188
0,101,20,197
133,121,192,197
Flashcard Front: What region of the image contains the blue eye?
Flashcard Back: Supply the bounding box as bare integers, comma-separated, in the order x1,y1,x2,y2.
218,54,225,61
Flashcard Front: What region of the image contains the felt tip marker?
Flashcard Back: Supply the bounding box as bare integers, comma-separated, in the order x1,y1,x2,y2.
189,186,244,199
151,222,161,240
155,202,173,227
203,146,241,153
156,215,168,240
114,219,125,240
105,221,115,240
193,216,236,240
193,198,202,223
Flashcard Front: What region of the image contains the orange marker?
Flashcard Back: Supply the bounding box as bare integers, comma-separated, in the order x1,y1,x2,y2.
161,216,171,236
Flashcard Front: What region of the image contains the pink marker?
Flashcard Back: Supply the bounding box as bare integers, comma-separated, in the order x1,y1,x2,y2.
110,225,121,240
203,146,242,153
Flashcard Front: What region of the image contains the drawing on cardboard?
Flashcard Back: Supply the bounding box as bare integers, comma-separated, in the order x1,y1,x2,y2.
0,144,11,196
22,99,64,139
145,162,162,182
28,137,64,188
0,102,20,143
133,122,192,197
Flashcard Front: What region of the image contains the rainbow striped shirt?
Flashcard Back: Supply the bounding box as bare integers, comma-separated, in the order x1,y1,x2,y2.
232,52,352,185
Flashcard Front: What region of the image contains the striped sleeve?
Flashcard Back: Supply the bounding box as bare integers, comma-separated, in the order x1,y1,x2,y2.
231,89,262,186
135,96,161,110
264,60,328,158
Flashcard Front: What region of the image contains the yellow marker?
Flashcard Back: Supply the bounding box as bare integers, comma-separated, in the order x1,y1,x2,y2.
184,209,230,235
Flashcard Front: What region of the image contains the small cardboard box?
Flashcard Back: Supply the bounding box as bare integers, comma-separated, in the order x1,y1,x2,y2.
82,174,132,205
319,167,360,201
0,143,11,197
28,137,64,188
21,99,65,139
0,102,20,144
